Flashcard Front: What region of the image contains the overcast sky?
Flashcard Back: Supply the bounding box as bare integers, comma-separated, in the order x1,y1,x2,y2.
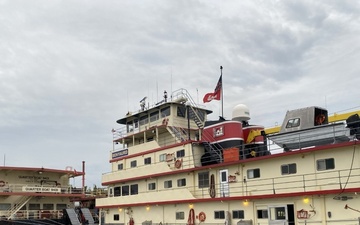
1,0,360,188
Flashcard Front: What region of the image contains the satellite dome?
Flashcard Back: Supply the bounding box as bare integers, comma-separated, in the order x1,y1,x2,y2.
232,104,250,121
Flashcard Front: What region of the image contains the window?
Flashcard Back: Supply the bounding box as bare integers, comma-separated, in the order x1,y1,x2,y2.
130,184,138,195
118,163,123,170
232,210,244,219
270,207,286,220
281,163,297,175
0,203,11,210
161,107,170,117
127,122,134,133
148,182,156,190
130,160,137,168
144,157,151,165
56,204,67,210
176,211,185,220
317,158,335,171
176,149,185,158
286,118,300,128
177,178,186,187
214,210,225,219
114,186,121,197
114,214,120,221
257,209,268,219
177,106,186,117
122,185,129,196
150,111,159,122
164,180,172,188
198,171,210,188
159,153,167,162
29,204,40,210
139,115,149,126
247,168,260,179
43,204,54,210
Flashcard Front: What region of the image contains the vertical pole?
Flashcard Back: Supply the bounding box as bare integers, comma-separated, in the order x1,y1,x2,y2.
220,66,224,118
82,161,85,194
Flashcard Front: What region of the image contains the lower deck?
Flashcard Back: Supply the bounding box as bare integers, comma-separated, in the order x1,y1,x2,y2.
99,193,360,225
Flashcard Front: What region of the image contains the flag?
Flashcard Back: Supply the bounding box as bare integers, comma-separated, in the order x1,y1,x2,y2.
203,75,222,103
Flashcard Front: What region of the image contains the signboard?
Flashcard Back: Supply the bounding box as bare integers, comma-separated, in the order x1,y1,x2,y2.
22,186,61,193
112,149,128,159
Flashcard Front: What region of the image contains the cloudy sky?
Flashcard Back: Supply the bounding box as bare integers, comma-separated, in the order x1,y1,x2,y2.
1,0,360,188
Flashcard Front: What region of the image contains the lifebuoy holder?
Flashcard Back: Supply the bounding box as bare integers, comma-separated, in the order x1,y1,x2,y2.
199,212,206,222
175,159,182,169
0,180,5,187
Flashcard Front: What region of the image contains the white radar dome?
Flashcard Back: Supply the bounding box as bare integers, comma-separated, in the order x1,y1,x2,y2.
232,104,250,121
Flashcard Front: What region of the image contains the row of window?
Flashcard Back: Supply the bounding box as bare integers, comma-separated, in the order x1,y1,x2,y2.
248,158,335,179
0,203,67,211
117,149,185,170
113,158,335,196
126,105,206,133
113,209,245,221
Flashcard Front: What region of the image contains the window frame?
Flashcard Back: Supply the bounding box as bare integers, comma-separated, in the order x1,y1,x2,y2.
164,180,172,188
198,171,210,188
317,158,335,171
281,163,297,175
247,168,260,179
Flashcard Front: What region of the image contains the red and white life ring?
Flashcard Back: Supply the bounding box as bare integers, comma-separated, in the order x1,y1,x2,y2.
0,180,5,187
199,212,206,222
175,159,182,168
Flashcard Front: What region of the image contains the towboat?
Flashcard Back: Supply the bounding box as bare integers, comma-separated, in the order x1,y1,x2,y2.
0,162,98,225
96,88,360,225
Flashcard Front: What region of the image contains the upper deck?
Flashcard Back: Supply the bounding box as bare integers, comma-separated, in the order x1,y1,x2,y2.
111,89,212,156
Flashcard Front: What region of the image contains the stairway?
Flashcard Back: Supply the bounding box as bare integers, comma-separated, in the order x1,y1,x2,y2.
6,195,32,220
64,208,81,225
80,208,95,225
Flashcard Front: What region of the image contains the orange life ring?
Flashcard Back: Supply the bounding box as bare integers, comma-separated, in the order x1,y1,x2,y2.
175,159,182,168
199,212,206,222
0,180,5,187
316,114,325,125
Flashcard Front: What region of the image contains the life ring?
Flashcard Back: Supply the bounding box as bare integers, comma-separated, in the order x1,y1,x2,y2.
0,180,5,187
315,114,325,125
199,212,206,222
175,159,182,168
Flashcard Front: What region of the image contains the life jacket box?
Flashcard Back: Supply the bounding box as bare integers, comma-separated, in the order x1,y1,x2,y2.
223,147,239,162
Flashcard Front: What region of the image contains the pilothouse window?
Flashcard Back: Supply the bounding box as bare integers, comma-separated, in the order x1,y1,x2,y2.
177,106,186,118
150,111,159,122
161,106,170,117
286,118,300,128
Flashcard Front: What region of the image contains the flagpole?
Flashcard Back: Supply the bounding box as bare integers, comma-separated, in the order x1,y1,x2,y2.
220,65,223,118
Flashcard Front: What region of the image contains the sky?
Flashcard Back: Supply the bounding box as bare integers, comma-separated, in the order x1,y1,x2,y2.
1,0,360,188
